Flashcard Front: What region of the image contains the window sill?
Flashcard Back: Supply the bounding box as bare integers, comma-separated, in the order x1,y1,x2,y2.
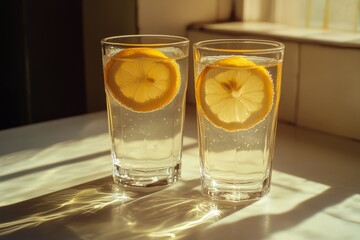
190,21,360,49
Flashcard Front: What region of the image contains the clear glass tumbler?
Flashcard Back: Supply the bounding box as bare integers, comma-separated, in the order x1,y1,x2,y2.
193,39,284,201
101,35,189,190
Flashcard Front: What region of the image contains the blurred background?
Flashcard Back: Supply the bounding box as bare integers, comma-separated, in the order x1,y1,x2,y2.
1,0,359,141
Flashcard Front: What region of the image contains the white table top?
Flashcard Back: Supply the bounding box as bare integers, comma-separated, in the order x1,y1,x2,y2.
0,104,359,239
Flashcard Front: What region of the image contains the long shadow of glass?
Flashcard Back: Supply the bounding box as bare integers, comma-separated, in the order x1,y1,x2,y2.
198,187,356,240
0,176,255,240
184,178,357,240
66,179,256,240
3,171,353,240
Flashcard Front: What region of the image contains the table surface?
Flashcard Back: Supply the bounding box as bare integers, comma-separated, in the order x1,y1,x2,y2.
0,104,359,240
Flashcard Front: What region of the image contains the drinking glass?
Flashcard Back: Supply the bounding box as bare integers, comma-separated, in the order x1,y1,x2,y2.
101,35,189,190
193,39,284,201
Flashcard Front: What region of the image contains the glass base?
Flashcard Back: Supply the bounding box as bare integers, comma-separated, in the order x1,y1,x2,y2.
113,163,181,191
201,176,270,202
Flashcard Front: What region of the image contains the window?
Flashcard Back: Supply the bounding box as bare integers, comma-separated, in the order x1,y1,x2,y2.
240,0,360,32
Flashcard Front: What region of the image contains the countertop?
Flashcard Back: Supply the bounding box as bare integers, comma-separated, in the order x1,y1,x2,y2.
0,104,359,240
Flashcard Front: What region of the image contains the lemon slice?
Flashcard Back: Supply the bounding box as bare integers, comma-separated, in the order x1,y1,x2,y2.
104,48,180,112
196,57,274,131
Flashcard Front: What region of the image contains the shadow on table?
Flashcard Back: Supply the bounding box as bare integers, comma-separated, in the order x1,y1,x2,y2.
0,175,356,240
0,175,253,240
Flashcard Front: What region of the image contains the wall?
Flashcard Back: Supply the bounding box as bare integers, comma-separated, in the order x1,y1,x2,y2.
137,0,233,36
82,0,137,112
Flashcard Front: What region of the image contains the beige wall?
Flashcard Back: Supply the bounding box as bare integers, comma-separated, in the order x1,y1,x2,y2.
137,0,232,36
82,0,137,112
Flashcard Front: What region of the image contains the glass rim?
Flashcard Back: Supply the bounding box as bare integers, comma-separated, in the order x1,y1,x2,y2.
193,39,284,54
101,34,189,47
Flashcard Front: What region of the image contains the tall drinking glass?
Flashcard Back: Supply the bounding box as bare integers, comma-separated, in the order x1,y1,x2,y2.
193,39,284,201
101,35,189,190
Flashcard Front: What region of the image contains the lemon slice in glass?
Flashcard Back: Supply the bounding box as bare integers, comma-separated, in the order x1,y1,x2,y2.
196,56,274,131
104,48,180,112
